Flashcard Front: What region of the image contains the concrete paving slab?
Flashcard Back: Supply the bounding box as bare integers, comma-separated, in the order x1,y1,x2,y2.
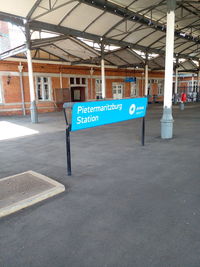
0,171,65,218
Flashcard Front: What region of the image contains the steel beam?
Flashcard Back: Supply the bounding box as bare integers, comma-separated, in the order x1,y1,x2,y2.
27,0,43,20
78,0,200,44
0,11,24,26
0,45,26,60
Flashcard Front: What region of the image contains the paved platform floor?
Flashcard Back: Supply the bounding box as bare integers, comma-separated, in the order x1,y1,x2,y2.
0,103,200,267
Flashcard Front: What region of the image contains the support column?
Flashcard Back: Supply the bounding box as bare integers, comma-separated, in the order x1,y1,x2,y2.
25,23,38,123
161,0,176,139
174,58,179,104
175,69,178,94
90,67,94,100
18,63,26,116
197,66,200,102
59,72,63,89
192,74,195,102
198,61,200,93
101,41,106,99
144,55,148,96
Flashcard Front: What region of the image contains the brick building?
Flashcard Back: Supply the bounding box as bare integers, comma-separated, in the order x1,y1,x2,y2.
0,59,165,116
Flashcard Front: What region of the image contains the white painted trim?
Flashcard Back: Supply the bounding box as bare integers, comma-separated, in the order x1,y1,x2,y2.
0,102,52,106
4,57,71,66
0,71,19,76
4,58,166,72
0,108,24,112
36,106,55,110
0,70,165,81
0,106,55,112
0,102,29,106
4,57,140,70
70,84,87,87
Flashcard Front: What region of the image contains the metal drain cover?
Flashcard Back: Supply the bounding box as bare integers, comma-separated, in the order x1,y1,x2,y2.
0,171,65,218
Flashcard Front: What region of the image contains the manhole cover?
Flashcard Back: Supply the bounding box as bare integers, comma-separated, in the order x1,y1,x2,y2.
0,171,65,218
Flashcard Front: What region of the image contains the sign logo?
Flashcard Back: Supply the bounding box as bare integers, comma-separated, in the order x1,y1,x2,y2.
129,104,136,115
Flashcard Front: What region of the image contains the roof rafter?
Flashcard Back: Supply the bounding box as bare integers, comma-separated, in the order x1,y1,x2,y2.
58,2,81,26
29,0,77,21
78,0,200,44
27,0,43,20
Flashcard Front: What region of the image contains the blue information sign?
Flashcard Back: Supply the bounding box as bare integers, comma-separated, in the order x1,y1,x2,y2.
71,97,147,131
124,77,136,82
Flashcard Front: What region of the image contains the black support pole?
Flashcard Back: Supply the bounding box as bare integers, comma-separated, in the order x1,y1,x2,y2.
66,126,72,176
141,117,145,146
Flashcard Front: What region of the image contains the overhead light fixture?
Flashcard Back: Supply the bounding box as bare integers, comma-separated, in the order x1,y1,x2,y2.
7,75,11,85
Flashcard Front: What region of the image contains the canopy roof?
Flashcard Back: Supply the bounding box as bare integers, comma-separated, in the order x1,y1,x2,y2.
0,0,200,70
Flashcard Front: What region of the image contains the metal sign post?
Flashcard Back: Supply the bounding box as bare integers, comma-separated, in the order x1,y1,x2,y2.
63,103,74,176
63,98,148,176
141,117,145,146
66,126,71,176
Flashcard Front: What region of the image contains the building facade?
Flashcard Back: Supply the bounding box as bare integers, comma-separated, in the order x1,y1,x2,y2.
0,59,167,116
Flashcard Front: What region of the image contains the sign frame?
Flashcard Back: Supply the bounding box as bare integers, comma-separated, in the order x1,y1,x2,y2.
63,97,147,176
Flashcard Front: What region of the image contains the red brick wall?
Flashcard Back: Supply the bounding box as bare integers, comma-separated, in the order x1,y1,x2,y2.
0,60,166,116
3,76,21,103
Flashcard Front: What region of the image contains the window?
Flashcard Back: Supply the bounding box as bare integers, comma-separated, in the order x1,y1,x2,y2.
194,81,198,92
96,79,102,99
70,77,86,85
36,77,51,101
130,82,137,97
158,81,164,95
188,80,198,92
70,77,74,84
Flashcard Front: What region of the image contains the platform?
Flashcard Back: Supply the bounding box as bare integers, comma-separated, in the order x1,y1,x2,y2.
0,105,200,266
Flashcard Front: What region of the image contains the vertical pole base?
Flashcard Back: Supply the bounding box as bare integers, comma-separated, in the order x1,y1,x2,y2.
173,93,178,104
179,102,184,110
30,100,38,123
22,106,26,116
160,107,174,139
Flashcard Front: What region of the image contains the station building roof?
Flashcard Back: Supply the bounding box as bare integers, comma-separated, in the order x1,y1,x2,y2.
0,0,199,71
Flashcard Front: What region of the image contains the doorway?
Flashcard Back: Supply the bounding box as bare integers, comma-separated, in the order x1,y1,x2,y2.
71,87,85,102
112,83,124,99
